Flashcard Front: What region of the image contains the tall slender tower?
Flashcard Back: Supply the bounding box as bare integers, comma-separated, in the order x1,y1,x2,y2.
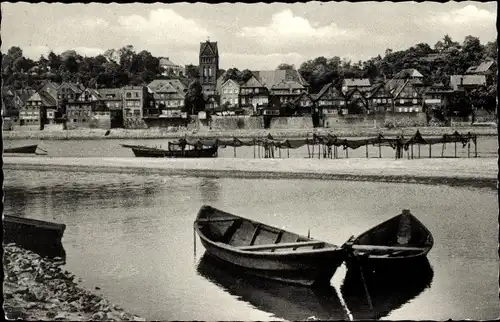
199,40,219,94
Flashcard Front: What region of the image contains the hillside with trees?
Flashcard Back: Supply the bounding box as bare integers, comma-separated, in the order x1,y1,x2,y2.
2,35,496,96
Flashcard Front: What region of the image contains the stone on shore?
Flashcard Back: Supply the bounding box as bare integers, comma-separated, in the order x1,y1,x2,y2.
3,244,144,321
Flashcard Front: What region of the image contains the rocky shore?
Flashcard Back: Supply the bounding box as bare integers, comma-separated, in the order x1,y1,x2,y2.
3,125,497,140
3,244,145,321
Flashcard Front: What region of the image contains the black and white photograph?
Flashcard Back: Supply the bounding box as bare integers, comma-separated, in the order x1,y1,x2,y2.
2,1,498,321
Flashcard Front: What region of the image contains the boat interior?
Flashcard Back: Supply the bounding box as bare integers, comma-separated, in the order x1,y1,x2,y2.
350,212,432,256
197,207,337,253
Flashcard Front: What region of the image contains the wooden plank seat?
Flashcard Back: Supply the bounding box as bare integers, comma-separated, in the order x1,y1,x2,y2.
350,245,424,252
237,240,325,251
196,218,238,223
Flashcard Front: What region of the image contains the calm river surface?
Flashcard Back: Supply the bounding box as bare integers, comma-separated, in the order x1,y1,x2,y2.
3,169,498,320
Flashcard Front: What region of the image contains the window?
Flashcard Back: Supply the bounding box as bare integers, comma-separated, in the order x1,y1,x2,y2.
400,99,404,104
401,92,405,97
82,119,86,122
382,98,387,103
404,108,408,112
413,92,417,97
135,92,139,98
412,99,417,104
133,110,141,116
135,101,140,106
126,92,132,98
73,119,77,123
398,108,402,112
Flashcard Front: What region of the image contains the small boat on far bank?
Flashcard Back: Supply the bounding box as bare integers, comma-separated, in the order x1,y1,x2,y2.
194,205,346,287
342,209,434,276
4,144,39,154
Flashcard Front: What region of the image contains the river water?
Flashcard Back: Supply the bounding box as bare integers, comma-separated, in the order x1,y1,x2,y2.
3,167,498,320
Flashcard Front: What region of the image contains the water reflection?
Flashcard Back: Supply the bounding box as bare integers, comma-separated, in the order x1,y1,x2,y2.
197,254,348,321
199,178,221,203
341,258,434,320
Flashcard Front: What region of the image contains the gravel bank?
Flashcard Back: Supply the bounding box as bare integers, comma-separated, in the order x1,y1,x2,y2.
3,244,144,321
3,156,497,189
3,126,497,140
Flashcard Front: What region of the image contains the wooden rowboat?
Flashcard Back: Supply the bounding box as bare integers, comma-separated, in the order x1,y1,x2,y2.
194,205,346,287
342,209,433,275
3,215,66,258
121,144,218,158
4,144,38,154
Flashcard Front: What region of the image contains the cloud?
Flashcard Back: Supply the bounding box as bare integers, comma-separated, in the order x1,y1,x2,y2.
81,17,109,29
426,5,496,26
238,9,363,49
117,9,210,46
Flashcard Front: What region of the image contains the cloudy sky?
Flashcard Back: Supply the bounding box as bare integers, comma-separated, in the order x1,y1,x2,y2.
1,1,497,70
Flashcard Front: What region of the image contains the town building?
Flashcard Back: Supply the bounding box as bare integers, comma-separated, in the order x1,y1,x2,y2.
449,75,487,92
98,88,123,128
344,88,370,115
20,90,57,129
239,76,269,115
341,78,371,94
391,79,424,113
199,40,219,95
159,57,184,77
219,79,241,108
122,86,150,128
366,81,394,113
314,82,346,116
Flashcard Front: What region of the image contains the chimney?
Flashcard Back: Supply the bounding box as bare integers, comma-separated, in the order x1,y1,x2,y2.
460,76,464,86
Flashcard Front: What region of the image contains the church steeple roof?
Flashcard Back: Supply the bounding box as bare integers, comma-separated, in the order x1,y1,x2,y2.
199,41,219,57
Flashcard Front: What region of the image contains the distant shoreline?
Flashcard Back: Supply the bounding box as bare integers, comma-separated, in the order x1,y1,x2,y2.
2,126,497,140
4,157,496,189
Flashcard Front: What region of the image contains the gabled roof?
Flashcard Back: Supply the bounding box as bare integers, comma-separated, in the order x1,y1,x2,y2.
367,83,392,98
252,69,309,90
394,68,424,79
343,78,371,87
344,87,369,99
466,60,495,74
449,75,487,90
27,90,57,107
159,57,179,67
200,41,219,57
58,82,84,93
220,78,241,89
385,79,406,92
316,82,345,100
242,76,264,88
14,89,36,104
148,79,186,94
392,79,410,98
293,92,313,103
271,80,304,90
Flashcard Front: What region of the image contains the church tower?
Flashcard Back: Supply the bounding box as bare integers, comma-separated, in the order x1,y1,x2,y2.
199,40,219,94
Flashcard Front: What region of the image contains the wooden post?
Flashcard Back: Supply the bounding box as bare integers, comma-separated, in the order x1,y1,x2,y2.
454,141,457,158
418,144,420,159
429,144,432,158
312,143,315,157
378,143,382,158
234,146,236,158
411,144,414,159
279,147,281,158
346,147,349,158
318,144,320,159
253,144,256,158
365,144,369,158
468,141,470,158
287,148,290,158
474,135,478,158
441,143,445,157
307,143,311,158
258,144,261,158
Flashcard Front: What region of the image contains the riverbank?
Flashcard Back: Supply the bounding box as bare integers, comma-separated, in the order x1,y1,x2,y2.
3,156,497,189
3,244,144,321
3,126,497,140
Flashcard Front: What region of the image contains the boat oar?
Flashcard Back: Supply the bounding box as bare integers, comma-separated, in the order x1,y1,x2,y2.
37,147,48,153
193,225,197,259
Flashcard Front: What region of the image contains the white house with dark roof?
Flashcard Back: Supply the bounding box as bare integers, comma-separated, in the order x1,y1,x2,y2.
159,57,183,77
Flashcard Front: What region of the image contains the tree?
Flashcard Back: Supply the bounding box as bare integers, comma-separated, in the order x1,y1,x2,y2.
277,63,295,70
185,64,199,79
184,80,205,115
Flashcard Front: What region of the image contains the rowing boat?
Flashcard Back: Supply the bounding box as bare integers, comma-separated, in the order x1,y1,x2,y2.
194,205,346,287
121,144,218,158
4,144,38,154
343,209,433,275
3,215,66,258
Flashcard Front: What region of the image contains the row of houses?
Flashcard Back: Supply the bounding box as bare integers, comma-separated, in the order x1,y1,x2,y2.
2,59,494,130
